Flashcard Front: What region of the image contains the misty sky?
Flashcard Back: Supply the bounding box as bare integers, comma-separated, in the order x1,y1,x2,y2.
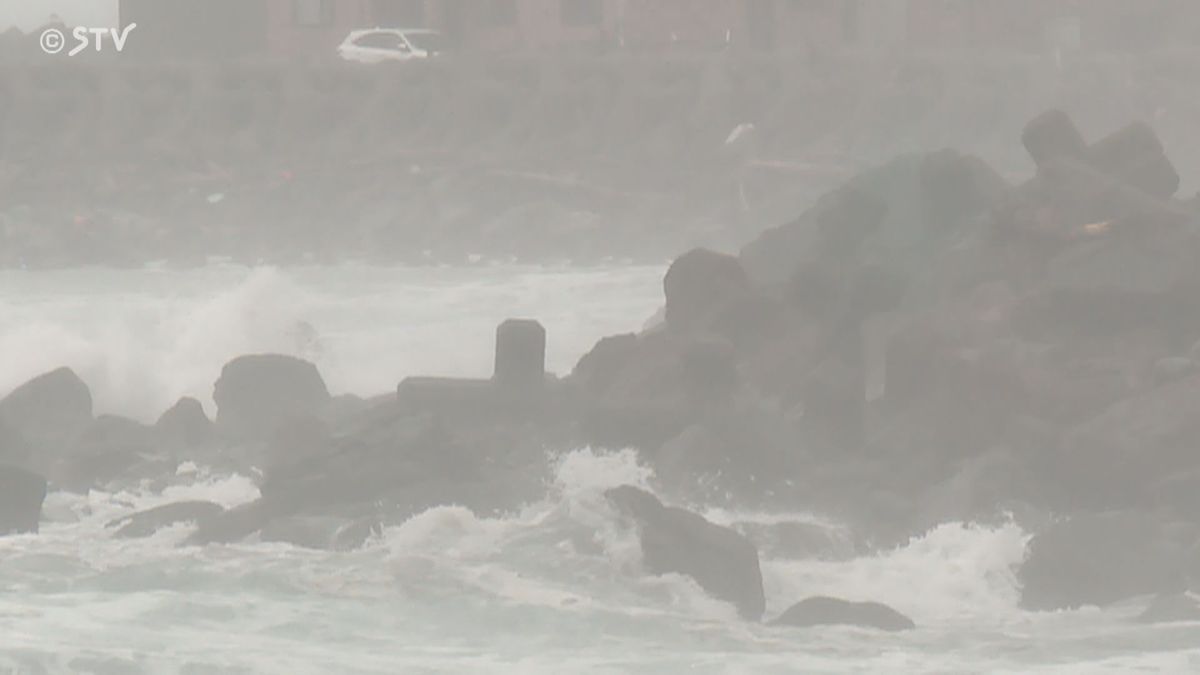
0,0,118,31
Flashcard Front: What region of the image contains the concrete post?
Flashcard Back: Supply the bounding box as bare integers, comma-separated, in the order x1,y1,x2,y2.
494,319,546,391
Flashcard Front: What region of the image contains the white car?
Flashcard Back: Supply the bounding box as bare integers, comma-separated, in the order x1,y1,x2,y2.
337,28,445,64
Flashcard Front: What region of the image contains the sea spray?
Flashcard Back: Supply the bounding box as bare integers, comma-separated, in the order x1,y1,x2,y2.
5,450,1200,672
0,264,664,421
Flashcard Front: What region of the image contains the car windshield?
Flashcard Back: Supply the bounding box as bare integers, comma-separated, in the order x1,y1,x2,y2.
404,31,444,53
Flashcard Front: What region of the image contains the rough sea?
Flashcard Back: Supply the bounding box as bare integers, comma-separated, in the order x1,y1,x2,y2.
2,264,1199,674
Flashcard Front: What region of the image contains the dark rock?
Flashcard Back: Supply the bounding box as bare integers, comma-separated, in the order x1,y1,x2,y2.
0,367,92,446
0,418,30,464
493,319,546,392
654,401,794,500
260,412,466,514
663,248,750,334
606,485,765,620
1136,593,1200,624
1022,109,1088,169
264,414,332,473
1087,121,1179,199
0,463,47,535
741,151,993,291
51,415,157,490
187,500,274,546
1058,374,1200,507
107,500,225,538
323,393,374,428
1045,225,1200,306
155,397,215,449
919,149,1009,234
570,333,639,396
680,338,739,407
771,596,915,631
397,376,498,418
1036,158,1190,235
213,354,331,440
812,185,890,258
1019,511,1191,611
575,333,692,449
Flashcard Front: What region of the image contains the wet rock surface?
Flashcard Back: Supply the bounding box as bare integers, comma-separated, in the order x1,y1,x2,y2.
606,485,766,620
771,597,916,631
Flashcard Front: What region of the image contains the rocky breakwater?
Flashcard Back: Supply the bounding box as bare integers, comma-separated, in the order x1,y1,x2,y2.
569,108,1200,613
7,108,1200,625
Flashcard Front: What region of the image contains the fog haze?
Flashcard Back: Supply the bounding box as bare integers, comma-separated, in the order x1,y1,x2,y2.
3,2,1200,673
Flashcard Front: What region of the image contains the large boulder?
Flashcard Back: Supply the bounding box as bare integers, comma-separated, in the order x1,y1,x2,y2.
1022,109,1088,169
0,463,48,535
213,354,331,440
1086,121,1179,200
570,333,640,396
0,367,92,446
1018,511,1191,611
740,151,1001,287
771,596,915,631
186,500,274,546
662,248,750,334
741,180,886,285
155,397,215,449
606,485,765,620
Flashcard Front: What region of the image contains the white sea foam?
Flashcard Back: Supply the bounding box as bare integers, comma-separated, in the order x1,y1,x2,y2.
0,264,665,421
3,449,1200,673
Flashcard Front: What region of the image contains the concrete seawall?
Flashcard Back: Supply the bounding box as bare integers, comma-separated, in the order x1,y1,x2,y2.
3,53,1199,266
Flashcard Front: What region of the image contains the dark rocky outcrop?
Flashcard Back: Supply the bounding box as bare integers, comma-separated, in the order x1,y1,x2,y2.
570,333,640,396
155,397,216,449
1057,374,1200,508
771,596,915,631
107,500,225,538
0,367,93,448
606,485,765,620
662,248,750,334
0,463,48,535
213,354,331,441
187,500,274,546
1086,121,1180,200
1022,109,1088,169
1019,511,1192,611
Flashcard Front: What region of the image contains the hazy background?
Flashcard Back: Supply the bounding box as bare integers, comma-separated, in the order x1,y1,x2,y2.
0,0,118,31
